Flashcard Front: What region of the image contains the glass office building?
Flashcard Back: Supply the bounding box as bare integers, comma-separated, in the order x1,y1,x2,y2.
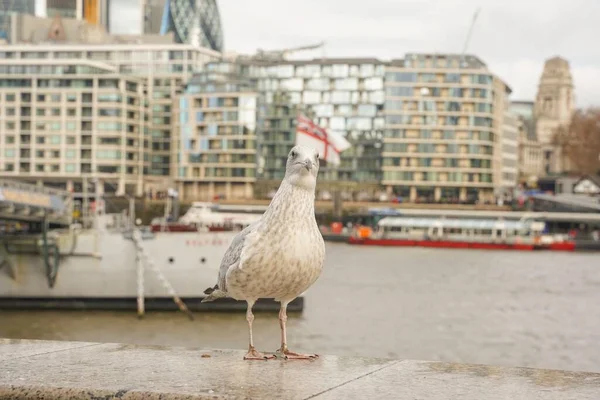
158,0,224,51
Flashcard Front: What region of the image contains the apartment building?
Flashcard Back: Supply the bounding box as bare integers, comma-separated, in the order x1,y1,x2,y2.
0,15,220,194
0,59,148,195
244,57,386,187
382,54,511,203
174,61,258,200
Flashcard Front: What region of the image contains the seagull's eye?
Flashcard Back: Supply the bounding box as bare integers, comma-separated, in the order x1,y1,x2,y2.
290,151,297,158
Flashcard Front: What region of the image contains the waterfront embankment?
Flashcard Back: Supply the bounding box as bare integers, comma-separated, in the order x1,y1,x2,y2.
1,339,599,399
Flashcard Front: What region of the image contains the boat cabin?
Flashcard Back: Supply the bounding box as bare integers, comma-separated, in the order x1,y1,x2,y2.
376,217,546,242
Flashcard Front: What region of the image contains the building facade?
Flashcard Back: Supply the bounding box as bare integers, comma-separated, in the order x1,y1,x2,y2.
0,16,220,195
173,61,258,200
510,100,543,182
382,54,510,203
0,59,148,195
534,56,575,175
39,0,111,28
246,57,386,191
0,0,36,42
500,111,519,198
1,19,521,203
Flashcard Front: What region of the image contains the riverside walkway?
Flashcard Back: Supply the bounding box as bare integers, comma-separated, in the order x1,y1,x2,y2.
1,339,599,399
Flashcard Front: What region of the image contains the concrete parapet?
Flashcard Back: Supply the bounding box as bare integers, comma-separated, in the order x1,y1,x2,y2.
1,338,599,399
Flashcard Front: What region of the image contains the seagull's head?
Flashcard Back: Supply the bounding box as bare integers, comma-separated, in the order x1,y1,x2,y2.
284,145,320,189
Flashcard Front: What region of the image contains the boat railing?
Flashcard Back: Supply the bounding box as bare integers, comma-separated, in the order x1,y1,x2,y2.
380,226,540,244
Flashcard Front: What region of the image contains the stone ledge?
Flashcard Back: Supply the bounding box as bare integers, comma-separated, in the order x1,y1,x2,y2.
1,338,599,399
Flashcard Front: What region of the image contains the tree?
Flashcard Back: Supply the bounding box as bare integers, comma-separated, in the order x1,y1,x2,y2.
553,108,600,176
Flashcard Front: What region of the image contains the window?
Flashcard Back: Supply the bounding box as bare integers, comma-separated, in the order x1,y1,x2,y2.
314,104,333,117
5,94,15,102
358,104,376,117
335,78,358,90
66,136,76,144
472,74,492,85
364,77,383,90
347,117,372,130
449,88,463,97
360,64,375,77
420,73,437,82
98,122,123,131
386,72,417,82
386,87,413,97
306,78,329,90
99,79,119,88
473,117,492,127
4,149,15,157
445,73,461,83
98,108,121,117
279,78,303,91
331,91,351,104
96,150,122,159
98,94,122,102
302,91,320,104
332,64,349,78
65,164,76,173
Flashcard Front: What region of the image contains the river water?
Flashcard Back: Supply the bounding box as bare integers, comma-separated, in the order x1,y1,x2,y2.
1,244,599,372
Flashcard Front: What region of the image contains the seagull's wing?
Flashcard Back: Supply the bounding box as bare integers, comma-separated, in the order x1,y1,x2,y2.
216,220,260,292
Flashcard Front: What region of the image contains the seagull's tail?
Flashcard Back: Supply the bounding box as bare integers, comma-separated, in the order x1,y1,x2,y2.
201,285,227,303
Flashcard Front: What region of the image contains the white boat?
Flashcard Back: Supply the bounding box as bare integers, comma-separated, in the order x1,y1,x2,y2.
0,212,303,313
177,202,267,230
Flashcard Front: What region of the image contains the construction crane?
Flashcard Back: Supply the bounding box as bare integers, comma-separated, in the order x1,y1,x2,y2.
252,42,325,61
460,8,481,67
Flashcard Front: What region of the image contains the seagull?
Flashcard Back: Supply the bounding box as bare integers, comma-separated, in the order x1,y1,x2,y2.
202,145,325,360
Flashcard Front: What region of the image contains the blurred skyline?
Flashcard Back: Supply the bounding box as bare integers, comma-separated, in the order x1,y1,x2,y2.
113,0,598,107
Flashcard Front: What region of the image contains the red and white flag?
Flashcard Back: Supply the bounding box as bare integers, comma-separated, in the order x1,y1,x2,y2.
295,114,350,166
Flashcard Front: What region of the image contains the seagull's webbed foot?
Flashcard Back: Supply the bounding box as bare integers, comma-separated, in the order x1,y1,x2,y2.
244,346,275,361
276,347,319,360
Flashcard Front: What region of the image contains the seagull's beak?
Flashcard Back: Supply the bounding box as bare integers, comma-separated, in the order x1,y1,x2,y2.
303,159,313,171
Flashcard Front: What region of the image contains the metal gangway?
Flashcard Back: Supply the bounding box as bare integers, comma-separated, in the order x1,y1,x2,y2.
0,179,73,226
0,179,73,287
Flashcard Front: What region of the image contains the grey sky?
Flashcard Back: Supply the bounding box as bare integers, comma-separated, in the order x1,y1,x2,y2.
117,0,599,106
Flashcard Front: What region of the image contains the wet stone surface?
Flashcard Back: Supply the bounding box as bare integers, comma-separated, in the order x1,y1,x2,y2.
1,339,599,399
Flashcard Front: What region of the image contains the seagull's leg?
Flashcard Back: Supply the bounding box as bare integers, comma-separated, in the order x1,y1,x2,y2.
243,299,274,360
276,301,318,360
